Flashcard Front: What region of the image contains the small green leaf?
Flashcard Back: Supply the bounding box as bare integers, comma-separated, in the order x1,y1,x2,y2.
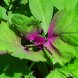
0,6,7,20
4,0,10,5
29,0,53,34
20,0,28,5
4,0,15,5
11,14,37,34
11,14,35,26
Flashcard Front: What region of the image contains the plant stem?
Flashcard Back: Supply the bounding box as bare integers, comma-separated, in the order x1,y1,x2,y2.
29,62,35,70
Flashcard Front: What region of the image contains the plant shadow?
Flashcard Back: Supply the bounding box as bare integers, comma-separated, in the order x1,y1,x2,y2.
0,54,30,77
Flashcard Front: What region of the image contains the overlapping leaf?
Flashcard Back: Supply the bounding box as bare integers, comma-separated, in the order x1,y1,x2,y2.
49,10,78,65
29,0,53,34
46,59,78,78
0,22,46,62
58,59,78,78
11,14,39,35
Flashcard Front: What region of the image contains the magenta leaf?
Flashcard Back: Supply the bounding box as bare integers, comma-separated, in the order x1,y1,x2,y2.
44,14,58,53
48,14,57,38
25,28,42,40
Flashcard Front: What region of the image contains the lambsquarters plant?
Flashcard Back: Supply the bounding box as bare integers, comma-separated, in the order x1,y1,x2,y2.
0,0,78,78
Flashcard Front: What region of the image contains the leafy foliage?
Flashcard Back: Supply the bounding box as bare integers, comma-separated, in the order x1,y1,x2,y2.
0,22,46,62
0,0,78,78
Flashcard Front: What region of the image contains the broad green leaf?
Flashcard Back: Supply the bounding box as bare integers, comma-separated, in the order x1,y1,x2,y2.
0,22,22,53
29,0,53,34
0,22,46,62
46,69,66,78
54,10,78,46
49,10,78,65
0,6,7,20
51,0,77,10
0,22,20,45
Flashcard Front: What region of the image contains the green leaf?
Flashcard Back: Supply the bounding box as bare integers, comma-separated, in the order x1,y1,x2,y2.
0,22,46,62
51,0,77,10
52,38,76,65
0,6,7,20
0,22,22,53
47,59,78,78
58,59,78,78
67,59,78,77
49,10,78,65
11,50,46,62
11,14,35,26
20,0,28,5
4,0,10,5
54,10,78,46
29,0,53,34
4,0,15,5
46,69,66,78
11,14,37,34
0,22,20,45
46,59,78,78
